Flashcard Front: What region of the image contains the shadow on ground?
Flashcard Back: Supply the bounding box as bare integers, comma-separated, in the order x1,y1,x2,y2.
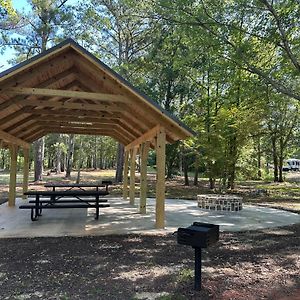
0,223,299,300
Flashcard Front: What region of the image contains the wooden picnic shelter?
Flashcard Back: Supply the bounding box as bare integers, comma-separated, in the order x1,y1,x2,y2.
0,39,194,229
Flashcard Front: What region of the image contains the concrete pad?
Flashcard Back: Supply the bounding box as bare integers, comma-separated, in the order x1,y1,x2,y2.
0,197,299,238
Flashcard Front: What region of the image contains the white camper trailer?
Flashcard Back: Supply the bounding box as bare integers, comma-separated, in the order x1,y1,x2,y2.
282,158,300,171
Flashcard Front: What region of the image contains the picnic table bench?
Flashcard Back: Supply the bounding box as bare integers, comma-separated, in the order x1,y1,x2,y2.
20,190,109,221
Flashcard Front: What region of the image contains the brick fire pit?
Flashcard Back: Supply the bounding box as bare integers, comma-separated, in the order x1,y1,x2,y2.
197,194,243,211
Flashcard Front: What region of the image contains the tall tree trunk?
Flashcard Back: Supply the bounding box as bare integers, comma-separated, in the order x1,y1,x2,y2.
193,153,199,186
278,138,284,182
227,136,237,190
207,160,215,189
76,159,83,184
34,137,44,181
65,134,75,179
271,136,279,182
55,134,62,174
257,136,262,179
209,176,215,190
93,136,98,169
115,143,124,183
183,151,189,186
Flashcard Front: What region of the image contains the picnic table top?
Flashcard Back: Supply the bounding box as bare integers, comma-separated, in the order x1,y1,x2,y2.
44,182,110,188
24,190,109,196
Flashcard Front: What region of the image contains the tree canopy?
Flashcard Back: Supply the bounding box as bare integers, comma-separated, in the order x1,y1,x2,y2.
0,0,299,186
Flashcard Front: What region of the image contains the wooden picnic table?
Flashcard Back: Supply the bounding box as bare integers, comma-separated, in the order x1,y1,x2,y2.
20,190,109,221
44,181,112,192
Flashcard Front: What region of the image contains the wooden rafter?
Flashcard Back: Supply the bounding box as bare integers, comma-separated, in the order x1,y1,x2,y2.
22,107,120,118
125,125,161,150
33,115,120,123
6,87,128,103
18,99,123,112
0,129,30,149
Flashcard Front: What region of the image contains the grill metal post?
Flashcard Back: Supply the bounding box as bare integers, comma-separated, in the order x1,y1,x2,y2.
177,222,219,291
194,247,202,290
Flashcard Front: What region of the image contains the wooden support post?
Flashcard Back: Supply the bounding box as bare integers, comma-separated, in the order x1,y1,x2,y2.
22,148,29,199
8,144,18,207
123,150,129,200
129,147,137,205
155,127,166,229
140,141,150,214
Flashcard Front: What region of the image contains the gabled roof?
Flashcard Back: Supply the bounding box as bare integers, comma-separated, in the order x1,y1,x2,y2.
0,39,194,147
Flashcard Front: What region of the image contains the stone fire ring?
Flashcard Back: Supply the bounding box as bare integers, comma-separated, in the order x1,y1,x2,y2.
198,194,243,212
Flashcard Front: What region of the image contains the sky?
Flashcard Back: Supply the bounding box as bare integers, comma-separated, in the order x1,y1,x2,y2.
0,0,79,72
0,0,29,71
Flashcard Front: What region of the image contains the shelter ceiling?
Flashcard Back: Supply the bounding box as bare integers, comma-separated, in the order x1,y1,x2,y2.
0,40,193,148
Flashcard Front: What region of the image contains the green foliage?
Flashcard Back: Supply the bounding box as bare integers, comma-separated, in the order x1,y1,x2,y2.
2,0,300,185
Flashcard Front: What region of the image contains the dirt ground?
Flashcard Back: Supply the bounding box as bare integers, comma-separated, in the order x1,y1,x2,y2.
0,170,299,299
0,223,299,300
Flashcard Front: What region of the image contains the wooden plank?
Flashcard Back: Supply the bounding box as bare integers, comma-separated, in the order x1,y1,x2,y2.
0,70,76,111
32,115,121,123
6,87,128,103
22,148,29,199
4,117,37,132
8,144,18,206
44,128,130,145
140,141,150,214
24,130,45,142
0,53,74,99
11,124,42,137
42,123,136,142
125,125,160,151
22,107,121,118
155,127,166,229
36,121,120,129
19,99,124,112
129,147,138,205
0,129,30,149
0,110,26,127
123,150,129,200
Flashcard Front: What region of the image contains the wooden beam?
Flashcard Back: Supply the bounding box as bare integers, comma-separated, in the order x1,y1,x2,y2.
42,123,135,141
6,87,128,103
3,115,36,132
11,124,42,138
125,125,160,151
22,148,29,199
0,110,27,127
0,45,73,87
123,150,129,200
22,107,121,118
155,127,166,229
33,115,120,124
19,99,123,112
25,130,46,143
140,141,150,214
8,144,18,206
129,147,137,205
0,129,30,149
45,128,129,145
0,69,77,111
36,121,120,130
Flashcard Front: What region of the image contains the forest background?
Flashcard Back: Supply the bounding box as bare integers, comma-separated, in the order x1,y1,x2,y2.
0,0,299,189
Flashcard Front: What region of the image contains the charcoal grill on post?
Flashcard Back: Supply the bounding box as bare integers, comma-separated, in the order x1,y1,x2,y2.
177,222,219,290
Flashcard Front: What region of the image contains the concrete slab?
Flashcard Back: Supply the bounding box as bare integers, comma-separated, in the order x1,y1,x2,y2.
0,197,299,238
